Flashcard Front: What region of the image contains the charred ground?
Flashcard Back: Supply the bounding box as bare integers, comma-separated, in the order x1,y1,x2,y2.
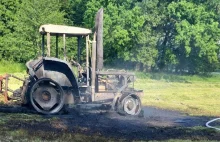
0,105,219,142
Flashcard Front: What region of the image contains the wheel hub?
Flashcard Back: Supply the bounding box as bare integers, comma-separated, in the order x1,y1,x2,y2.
33,86,59,111
122,95,141,115
126,100,135,110
41,91,51,102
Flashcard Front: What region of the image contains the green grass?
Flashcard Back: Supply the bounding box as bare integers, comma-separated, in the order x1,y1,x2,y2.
135,72,220,116
0,60,26,74
135,72,220,82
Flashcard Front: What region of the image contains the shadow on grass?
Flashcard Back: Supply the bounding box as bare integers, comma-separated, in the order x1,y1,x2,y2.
0,106,219,141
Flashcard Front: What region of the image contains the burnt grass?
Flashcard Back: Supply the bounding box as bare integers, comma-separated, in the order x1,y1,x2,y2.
0,106,219,141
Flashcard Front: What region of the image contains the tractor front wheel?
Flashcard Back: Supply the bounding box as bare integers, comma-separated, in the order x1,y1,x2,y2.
118,94,142,116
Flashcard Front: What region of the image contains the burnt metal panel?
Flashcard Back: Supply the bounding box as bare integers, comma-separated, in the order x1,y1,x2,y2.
43,58,79,96
95,8,103,70
95,92,114,103
26,57,79,97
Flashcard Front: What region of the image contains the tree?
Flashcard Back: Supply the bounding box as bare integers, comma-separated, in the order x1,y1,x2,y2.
168,1,220,73
0,0,20,60
83,0,157,70
61,0,88,26
1,0,220,74
0,0,66,62
134,0,163,71
155,0,220,73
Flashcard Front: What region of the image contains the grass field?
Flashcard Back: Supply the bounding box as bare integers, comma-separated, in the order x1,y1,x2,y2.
0,60,26,74
135,72,220,116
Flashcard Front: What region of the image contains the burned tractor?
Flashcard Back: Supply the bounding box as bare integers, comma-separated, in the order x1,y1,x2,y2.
0,9,143,115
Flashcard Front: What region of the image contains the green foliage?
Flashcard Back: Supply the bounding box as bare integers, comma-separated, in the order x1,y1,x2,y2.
0,0,20,61
135,0,162,69
0,0,220,74
156,0,220,73
0,0,66,62
168,1,220,73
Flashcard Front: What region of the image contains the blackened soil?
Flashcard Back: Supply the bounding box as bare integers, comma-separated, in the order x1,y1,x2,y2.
1,106,220,141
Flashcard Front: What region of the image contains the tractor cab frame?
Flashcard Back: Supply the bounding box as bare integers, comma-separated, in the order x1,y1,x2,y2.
0,8,143,115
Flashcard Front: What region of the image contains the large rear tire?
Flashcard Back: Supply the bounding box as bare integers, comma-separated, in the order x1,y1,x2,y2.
30,78,64,114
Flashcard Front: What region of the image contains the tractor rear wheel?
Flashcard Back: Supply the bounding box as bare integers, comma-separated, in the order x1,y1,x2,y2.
30,78,64,114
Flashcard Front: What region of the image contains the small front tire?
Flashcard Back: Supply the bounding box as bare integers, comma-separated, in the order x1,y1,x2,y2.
117,94,142,116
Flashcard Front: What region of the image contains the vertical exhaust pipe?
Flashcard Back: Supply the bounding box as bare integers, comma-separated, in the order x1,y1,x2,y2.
91,8,104,102
95,8,103,70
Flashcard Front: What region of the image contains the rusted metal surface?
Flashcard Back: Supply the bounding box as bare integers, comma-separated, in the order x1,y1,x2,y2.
0,74,9,103
96,72,135,93
0,75,4,93
47,32,51,56
0,74,25,103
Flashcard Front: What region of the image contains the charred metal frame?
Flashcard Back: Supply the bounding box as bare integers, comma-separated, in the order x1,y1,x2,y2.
95,71,135,93
42,34,45,57
0,74,25,103
56,34,58,58
40,31,91,88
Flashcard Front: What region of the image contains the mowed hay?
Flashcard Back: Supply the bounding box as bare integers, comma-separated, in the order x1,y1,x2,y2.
136,78,220,116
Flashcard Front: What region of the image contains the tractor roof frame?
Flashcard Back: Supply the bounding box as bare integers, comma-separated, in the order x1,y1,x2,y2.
39,24,92,87
39,24,92,37
39,24,92,63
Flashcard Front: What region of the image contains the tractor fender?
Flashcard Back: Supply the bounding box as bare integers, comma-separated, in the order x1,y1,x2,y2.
26,57,79,97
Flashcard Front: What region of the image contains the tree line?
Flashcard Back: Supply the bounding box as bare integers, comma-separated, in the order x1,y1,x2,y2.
0,0,220,74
